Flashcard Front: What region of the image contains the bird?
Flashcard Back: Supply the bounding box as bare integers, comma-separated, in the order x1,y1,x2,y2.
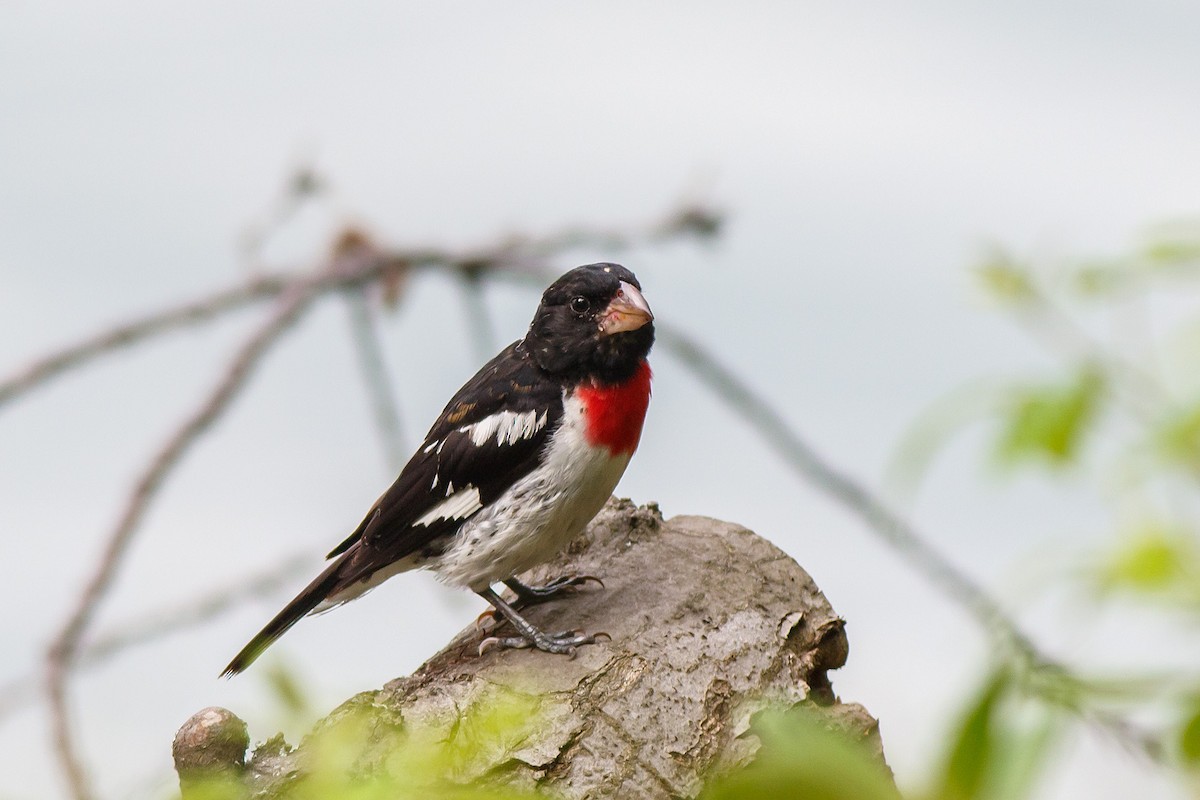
222,262,654,676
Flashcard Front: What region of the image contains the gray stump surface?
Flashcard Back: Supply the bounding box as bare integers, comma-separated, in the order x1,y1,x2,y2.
174,499,887,798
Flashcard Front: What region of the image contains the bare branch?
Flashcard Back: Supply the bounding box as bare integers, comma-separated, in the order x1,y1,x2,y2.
43,279,322,800
343,288,408,470
0,553,312,722
0,202,718,410
455,269,498,363
21,207,720,798
0,275,290,407
655,322,1034,655
239,163,327,269
655,321,1165,761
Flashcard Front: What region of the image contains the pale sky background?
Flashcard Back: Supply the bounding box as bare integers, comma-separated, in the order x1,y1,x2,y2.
3,2,1200,798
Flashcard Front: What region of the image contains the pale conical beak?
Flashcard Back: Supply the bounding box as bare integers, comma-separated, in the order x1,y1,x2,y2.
599,281,654,335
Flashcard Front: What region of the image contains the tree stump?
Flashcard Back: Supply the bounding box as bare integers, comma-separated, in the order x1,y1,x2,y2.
174,499,887,798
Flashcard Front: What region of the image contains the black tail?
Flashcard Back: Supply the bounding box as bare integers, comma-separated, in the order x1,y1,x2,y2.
220,558,348,677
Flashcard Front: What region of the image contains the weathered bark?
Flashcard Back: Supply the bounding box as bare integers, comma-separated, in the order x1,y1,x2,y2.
175,498,887,798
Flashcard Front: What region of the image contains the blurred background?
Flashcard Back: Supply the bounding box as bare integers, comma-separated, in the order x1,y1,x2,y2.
3,2,1200,798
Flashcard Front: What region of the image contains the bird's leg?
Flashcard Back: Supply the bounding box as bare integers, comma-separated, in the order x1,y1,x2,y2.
476,588,609,657
503,574,604,606
475,574,604,632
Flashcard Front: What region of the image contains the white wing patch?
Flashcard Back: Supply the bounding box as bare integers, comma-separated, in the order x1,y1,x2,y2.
460,409,548,447
434,391,633,590
414,485,482,527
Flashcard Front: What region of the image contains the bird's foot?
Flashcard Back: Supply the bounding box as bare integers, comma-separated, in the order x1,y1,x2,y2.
505,574,604,605
476,586,609,658
476,574,605,629
478,629,611,658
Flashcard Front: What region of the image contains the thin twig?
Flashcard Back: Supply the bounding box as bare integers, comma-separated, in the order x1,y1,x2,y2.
9,192,1165,792
0,203,718,409
18,209,718,799
456,270,498,363
0,553,312,722
0,274,290,406
343,288,408,470
239,163,326,269
1014,296,1166,419
43,279,322,800
655,322,1037,658
655,321,1167,761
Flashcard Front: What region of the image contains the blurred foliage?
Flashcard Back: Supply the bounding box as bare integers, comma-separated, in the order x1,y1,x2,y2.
701,705,899,800
263,662,312,720
295,686,545,800
996,368,1104,466
187,219,1200,800
1180,697,1200,767
977,254,1037,304
177,687,545,800
174,775,245,800
891,218,1200,797
1094,522,1200,608
932,668,1065,800
1155,403,1200,474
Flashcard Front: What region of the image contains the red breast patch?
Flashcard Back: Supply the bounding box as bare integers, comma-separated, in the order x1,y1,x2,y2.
576,360,652,456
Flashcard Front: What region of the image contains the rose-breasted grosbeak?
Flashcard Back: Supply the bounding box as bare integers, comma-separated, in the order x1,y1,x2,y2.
222,263,654,675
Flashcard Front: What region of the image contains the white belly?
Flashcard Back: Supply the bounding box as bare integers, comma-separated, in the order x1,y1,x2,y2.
433,393,632,591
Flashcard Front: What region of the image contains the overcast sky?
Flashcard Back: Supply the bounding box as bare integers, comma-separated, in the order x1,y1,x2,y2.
3,3,1200,798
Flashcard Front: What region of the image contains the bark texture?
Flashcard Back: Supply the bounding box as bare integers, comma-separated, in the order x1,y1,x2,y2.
175,498,886,798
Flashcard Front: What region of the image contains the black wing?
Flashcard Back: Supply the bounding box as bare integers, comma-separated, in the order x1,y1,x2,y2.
327,339,563,564
221,340,563,676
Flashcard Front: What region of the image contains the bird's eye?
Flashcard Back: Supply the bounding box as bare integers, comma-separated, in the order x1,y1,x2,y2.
570,296,590,314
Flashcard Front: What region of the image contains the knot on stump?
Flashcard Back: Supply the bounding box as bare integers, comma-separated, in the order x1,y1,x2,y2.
173,706,249,791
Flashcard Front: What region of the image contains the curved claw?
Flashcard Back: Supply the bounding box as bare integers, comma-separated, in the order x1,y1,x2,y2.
541,574,603,592
477,628,610,657
479,635,533,656
570,574,605,590
474,608,499,634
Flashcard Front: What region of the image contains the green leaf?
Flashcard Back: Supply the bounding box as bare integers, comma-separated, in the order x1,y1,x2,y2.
701,705,900,800
1179,699,1200,767
933,668,1070,800
177,775,245,800
1096,524,1200,607
996,369,1104,466
286,689,546,800
976,254,1036,304
986,707,1064,800
1072,262,1130,296
1107,531,1185,590
936,670,1008,800
1142,235,1200,268
1155,404,1200,471
264,662,310,717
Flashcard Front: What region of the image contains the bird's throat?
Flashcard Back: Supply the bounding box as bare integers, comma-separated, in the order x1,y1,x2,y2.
575,360,652,456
